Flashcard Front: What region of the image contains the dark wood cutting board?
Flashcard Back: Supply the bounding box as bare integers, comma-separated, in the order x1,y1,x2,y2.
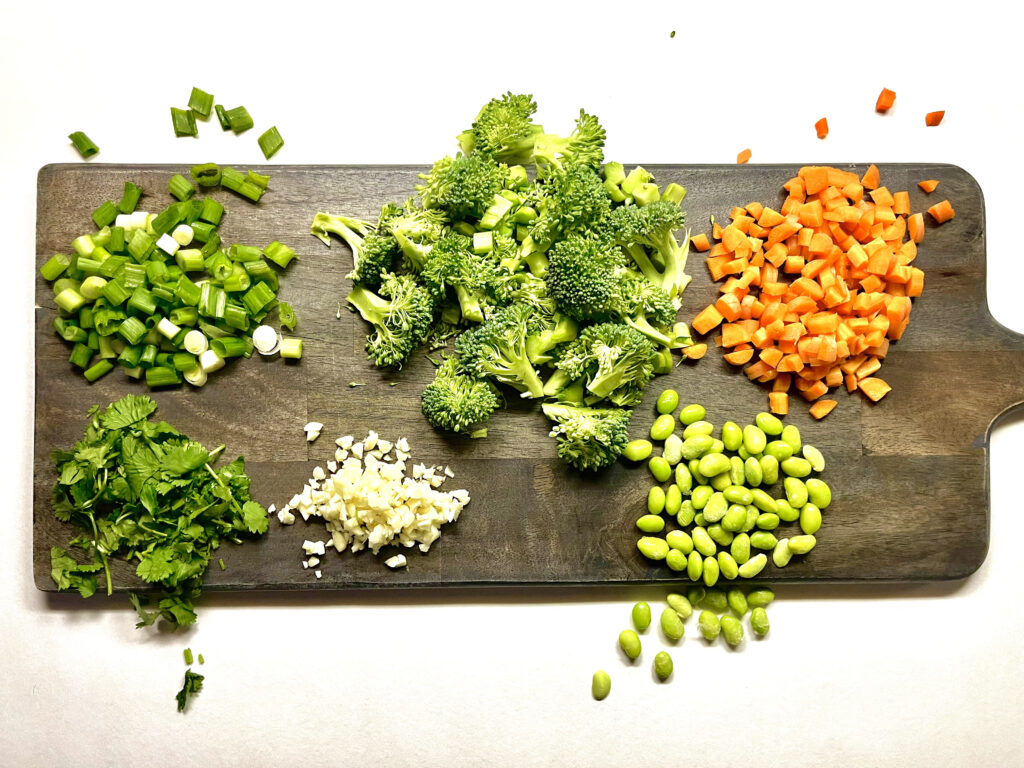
33,162,1021,592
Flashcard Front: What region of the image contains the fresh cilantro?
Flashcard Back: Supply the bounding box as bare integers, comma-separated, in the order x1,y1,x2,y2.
175,669,205,713
100,394,158,429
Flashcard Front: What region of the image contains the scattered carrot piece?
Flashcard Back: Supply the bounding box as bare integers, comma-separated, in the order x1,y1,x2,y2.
737,148,752,165
875,88,896,113
918,180,939,193
925,111,945,127
858,377,892,402
768,392,789,415
809,400,838,419
690,233,711,252
692,305,724,335
927,199,955,224
908,213,925,244
815,118,829,139
682,343,708,360
861,164,881,190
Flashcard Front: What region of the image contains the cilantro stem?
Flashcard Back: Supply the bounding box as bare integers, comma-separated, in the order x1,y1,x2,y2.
203,463,244,517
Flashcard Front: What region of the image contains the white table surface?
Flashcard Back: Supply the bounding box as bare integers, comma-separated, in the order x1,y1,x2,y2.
3,2,1022,765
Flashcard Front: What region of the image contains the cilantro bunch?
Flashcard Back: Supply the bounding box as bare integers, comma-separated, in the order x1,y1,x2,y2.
49,394,269,628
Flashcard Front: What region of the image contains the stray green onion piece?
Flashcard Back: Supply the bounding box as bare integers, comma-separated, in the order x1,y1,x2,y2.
91,200,118,229
68,131,99,159
117,181,143,215
263,241,296,268
278,301,297,331
198,654,205,665
184,648,194,665
224,106,253,134
168,174,195,202
218,559,225,571
170,107,198,138
257,126,284,160
246,170,270,190
279,338,302,359
188,87,214,120
190,163,221,187
214,104,231,131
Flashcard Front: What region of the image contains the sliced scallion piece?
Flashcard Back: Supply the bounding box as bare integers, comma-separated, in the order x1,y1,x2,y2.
191,162,221,187
223,303,249,331
172,352,197,371
170,107,198,138
145,366,181,388
91,201,118,229
117,181,143,214
214,104,231,131
40,253,72,281
199,198,224,225
175,249,205,273
108,226,126,254
241,282,275,315
277,302,297,331
224,106,253,133
227,244,261,262
117,317,147,346
210,337,248,358
169,306,198,326
279,338,303,359
102,280,131,306
168,174,195,202
118,344,142,368
257,127,284,159
246,170,270,190
220,167,264,203
83,359,114,382
68,132,99,158
188,87,214,119
69,343,93,369
55,288,87,314
263,241,296,268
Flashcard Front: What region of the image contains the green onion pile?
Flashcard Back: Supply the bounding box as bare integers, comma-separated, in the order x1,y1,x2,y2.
40,166,301,388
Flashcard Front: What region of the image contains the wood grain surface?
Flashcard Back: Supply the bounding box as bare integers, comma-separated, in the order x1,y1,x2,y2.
33,162,1023,591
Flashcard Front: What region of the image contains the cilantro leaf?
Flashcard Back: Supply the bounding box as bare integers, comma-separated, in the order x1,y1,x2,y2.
100,394,157,429
175,669,205,713
242,501,269,535
160,441,210,476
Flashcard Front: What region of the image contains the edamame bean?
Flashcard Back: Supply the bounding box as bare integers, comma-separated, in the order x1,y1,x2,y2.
679,404,706,425
723,485,753,505
744,456,763,487
727,588,748,616
750,607,770,637
721,421,743,452
681,435,714,461
805,478,832,509
759,454,779,486
650,413,676,442
781,424,802,451
665,485,682,516
800,503,822,535
592,670,612,700
688,459,708,485
742,506,759,533
656,389,680,414
637,514,666,533
698,610,721,641
731,533,751,564
677,501,696,527
772,538,792,568
660,607,685,641
619,629,642,660
717,551,739,580
675,463,693,495
720,615,744,647
647,487,666,514
691,485,713,510
737,445,751,461
756,512,780,530
654,651,674,681
666,549,688,572
698,452,731,479
638,536,670,560
764,440,794,462
729,455,745,485
755,411,784,436
682,420,714,439
694,513,706,527
707,438,725,455
702,492,728,523
784,477,808,508
687,550,703,581
722,504,748,533
649,456,672,482
692,526,717,557
623,439,653,462
738,553,768,578
702,555,720,586
700,588,728,613
709,471,732,491
667,593,693,619
775,498,799,522
802,444,825,472
781,457,812,478
750,531,778,550
742,424,767,455
662,434,684,466
632,601,652,631
788,534,817,555
746,588,775,607
686,587,706,606
708,524,733,547
750,489,778,513
666,529,693,554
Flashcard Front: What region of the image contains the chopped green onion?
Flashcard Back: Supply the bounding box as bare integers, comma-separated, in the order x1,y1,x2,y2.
117,181,143,214
55,288,87,314
243,260,278,290
241,282,275,315
188,88,214,119
168,174,195,202
91,201,118,229
145,260,169,284
169,306,198,326
80,276,108,300
279,338,303,359
172,352,197,371
72,235,95,258
214,104,231,131
224,106,253,133
117,316,147,345
86,331,100,350
199,198,224,225
151,203,186,237
83,359,114,382
184,648,194,666
156,317,182,340
246,170,270,190
121,263,147,289
102,280,131,306
198,653,205,664
127,230,155,262
117,344,142,368
108,226,126,254
175,276,202,306
98,255,128,279
128,287,157,316
145,366,181,388
53,277,80,296
278,302,297,331
54,319,88,343
139,344,158,366
220,167,264,202
190,221,215,243
211,337,248,358
223,303,249,331
40,253,72,281
205,252,233,281
191,162,221,187
78,306,94,329
226,244,260,263
171,107,198,138
94,306,126,336
68,131,99,159
73,257,102,277
198,283,227,318
175,249,205,272
222,270,251,293
263,241,296,268
257,127,284,159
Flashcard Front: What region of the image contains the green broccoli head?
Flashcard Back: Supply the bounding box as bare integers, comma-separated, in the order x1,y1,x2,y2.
544,235,623,321
528,165,613,252
310,211,398,288
533,109,607,175
607,269,689,349
420,232,499,323
604,200,690,301
380,198,448,243
541,402,632,471
554,322,656,405
458,92,544,165
417,153,508,222
526,311,579,365
346,272,436,368
421,356,500,433
455,303,546,398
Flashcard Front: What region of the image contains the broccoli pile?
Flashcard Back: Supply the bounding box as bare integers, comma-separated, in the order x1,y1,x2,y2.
312,93,694,471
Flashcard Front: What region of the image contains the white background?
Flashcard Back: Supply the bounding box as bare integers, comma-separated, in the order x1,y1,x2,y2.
2,2,1022,766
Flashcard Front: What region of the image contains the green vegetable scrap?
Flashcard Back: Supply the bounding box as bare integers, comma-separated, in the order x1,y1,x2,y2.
49,395,269,629
176,669,205,713
69,131,99,159
312,93,695,471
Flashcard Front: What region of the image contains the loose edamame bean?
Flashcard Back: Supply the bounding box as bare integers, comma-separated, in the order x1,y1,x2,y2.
709,471,732,492
744,456,763,487
784,477,808,508
742,506,759,533
717,551,739,580
638,536,670,560
656,389,680,414
729,455,745,485
623,439,653,462
688,458,708,485
681,435,714,461
649,456,672,482
666,549,688,571
698,610,721,641
692,526,717,557
759,454,779,486
694,513,706,527
687,550,703,581
731,533,751,564
756,512,780,531
775,498,799,522
660,607,685,641
772,538,792,568
619,629,642,660
686,586,706,606
724,485,753,505
702,555,720,587
750,531,778,550
742,424,767,455
727,588,748,616
698,452,731,479
707,524,733,547
702,492,728,523
682,420,714,439
665,485,682,516
781,457,812,478
746,588,775,607
691,485,712,510
650,414,676,442
737,445,751,461
707,438,725,455
666,529,693,554
802,444,825,472
781,424,802,452
720,615,744,647
653,651,673,681
788,535,817,555
647,487,666,514
663,434,684,466
677,501,696,527
675,463,693,495
636,514,666,533
722,504,747,533
722,421,743,451
701,588,728,613
632,601,652,631
764,440,794,462
750,489,778,513
667,593,693,619
678,404,706,426
800,503,822,535
805,478,832,509
755,411,784,436
738,553,767,578
750,607,770,637
592,670,612,700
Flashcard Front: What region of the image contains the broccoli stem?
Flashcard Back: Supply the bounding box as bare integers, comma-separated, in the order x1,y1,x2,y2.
625,314,687,349
543,368,573,397
393,231,432,272
346,284,388,326
454,285,485,323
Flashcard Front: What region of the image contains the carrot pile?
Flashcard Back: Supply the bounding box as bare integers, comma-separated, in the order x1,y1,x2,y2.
690,164,950,419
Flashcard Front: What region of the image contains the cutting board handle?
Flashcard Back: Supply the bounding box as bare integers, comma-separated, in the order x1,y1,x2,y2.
979,315,1024,428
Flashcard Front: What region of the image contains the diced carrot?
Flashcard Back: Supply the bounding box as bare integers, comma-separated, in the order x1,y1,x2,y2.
723,346,754,366
721,322,752,347
773,373,792,392
875,88,896,113
855,357,882,379
692,305,724,335
892,191,910,216
858,377,892,402
682,343,708,360
809,399,838,419
814,117,829,139
918,179,939,193
842,182,864,202
927,199,955,224
745,201,764,219
799,166,830,195
870,187,895,207
908,213,925,244
769,391,789,415
777,353,804,373
715,294,743,323
907,268,925,297
800,380,829,402
861,164,881,190
691,233,712,252
744,360,772,379
925,111,945,127
759,347,784,368
737,148,752,164
825,366,844,389
758,208,786,228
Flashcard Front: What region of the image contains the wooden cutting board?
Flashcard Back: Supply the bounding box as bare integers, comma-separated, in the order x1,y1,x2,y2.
33,162,1020,592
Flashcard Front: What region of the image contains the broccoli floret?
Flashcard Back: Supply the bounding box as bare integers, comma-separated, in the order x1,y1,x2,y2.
544,235,622,321
346,272,436,368
609,270,690,349
310,212,399,287
420,233,500,323
532,109,607,175
458,92,544,165
604,200,691,302
455,304,546,398
526,311,579,365
554,322,656,405
417,153,508,222
421,357,500,433
377,199,448,272
529,165,612,250
541,402,632,471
